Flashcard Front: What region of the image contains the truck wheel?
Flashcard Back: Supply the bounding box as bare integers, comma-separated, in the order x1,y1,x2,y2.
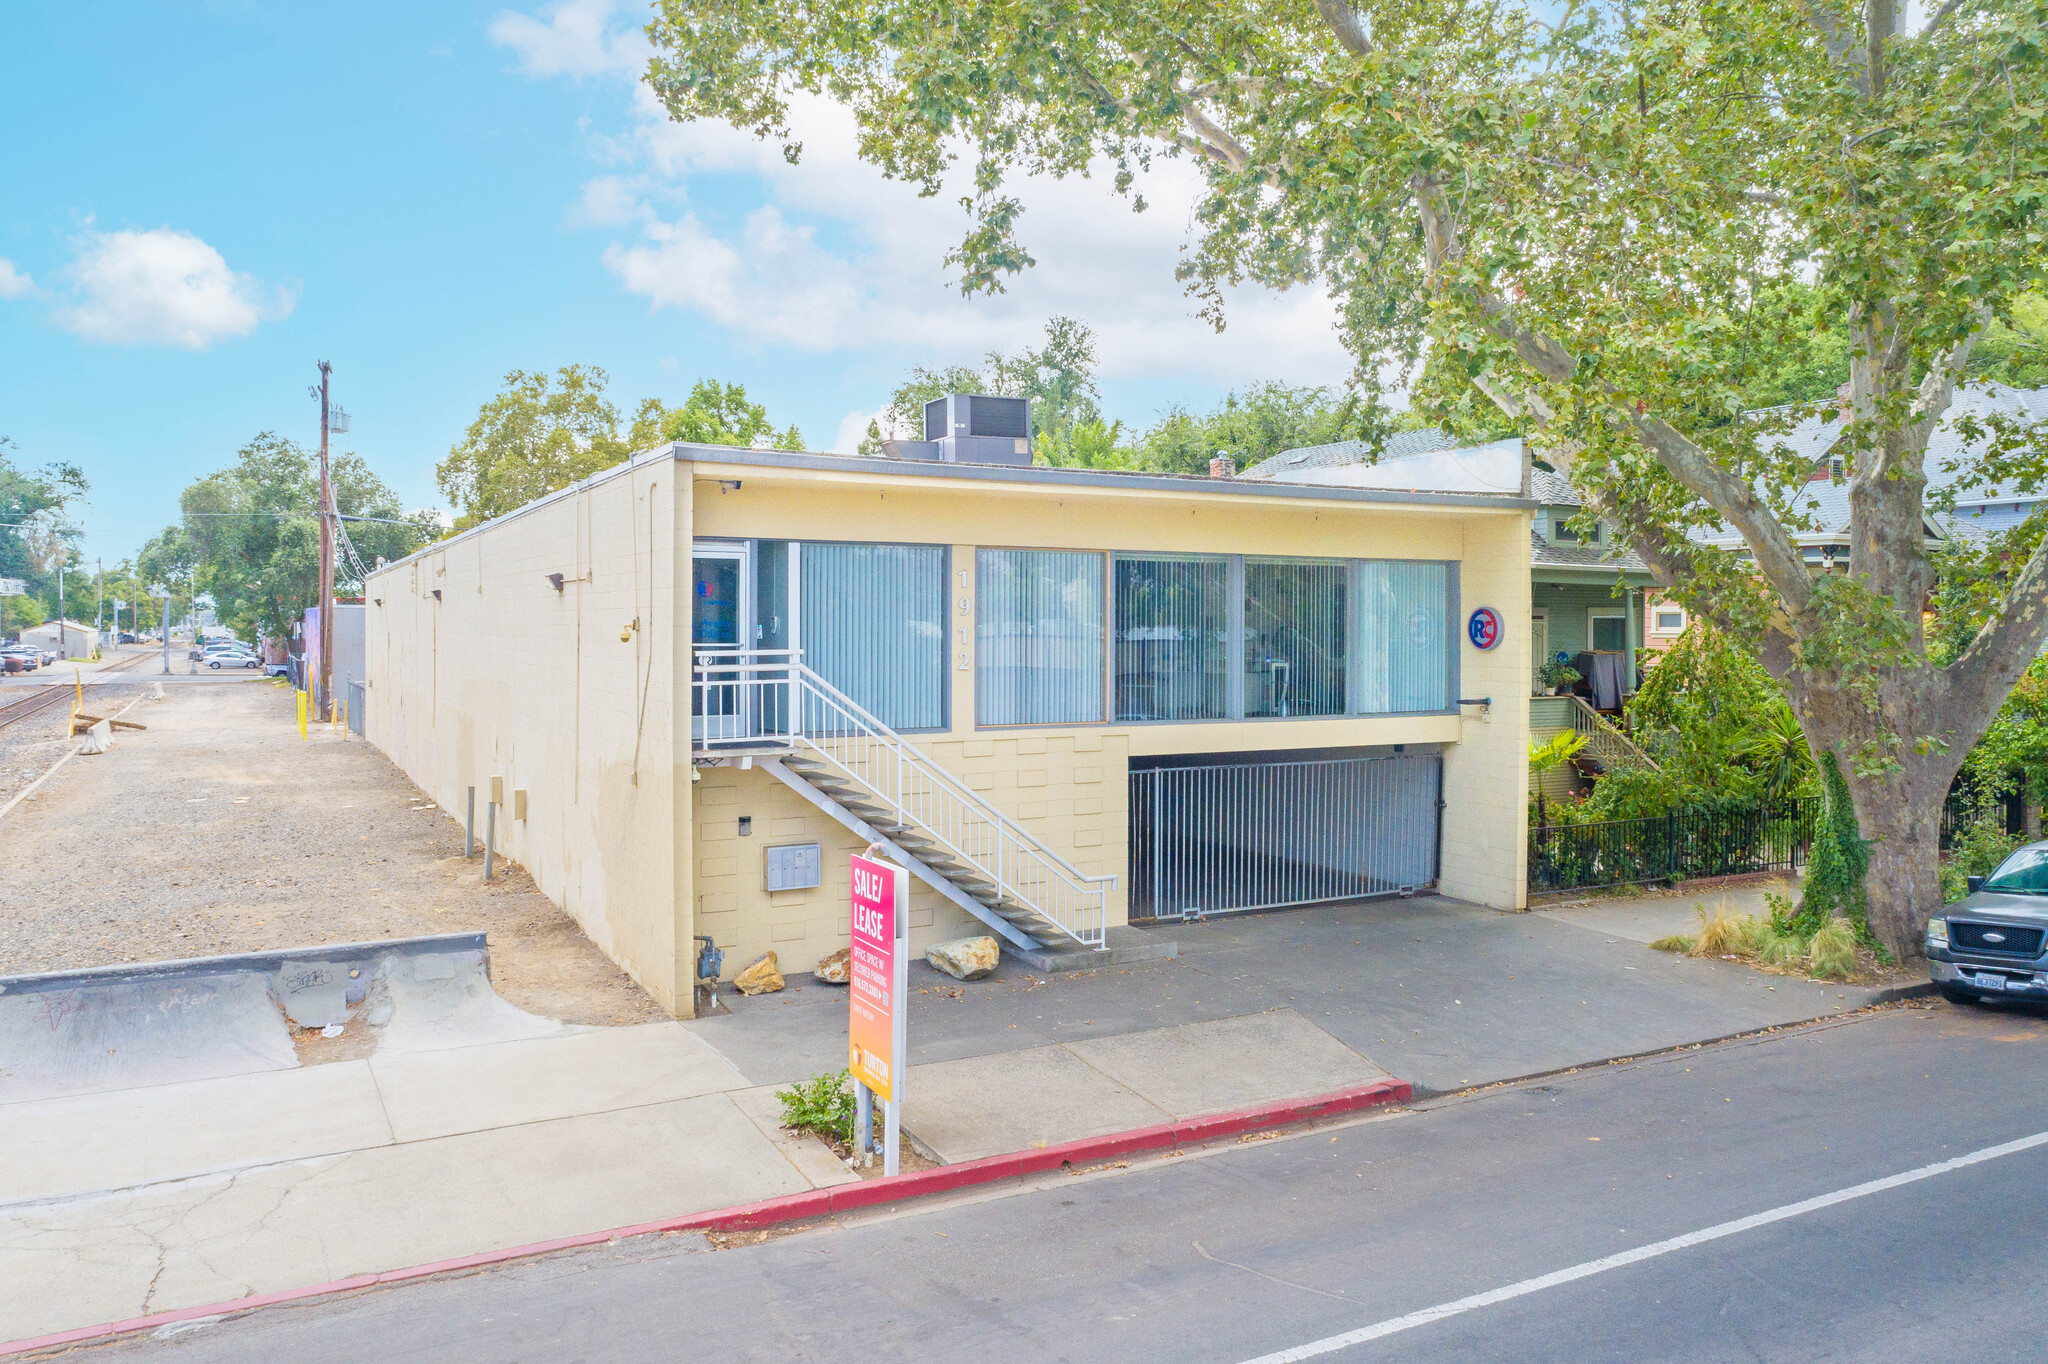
1939,984,1981,1006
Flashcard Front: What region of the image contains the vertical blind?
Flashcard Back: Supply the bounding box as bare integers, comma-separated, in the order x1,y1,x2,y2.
1114,557,1230,721
977,549,1104,725
801,542,946,730
1243,559,1349,718
1354,560,1453,714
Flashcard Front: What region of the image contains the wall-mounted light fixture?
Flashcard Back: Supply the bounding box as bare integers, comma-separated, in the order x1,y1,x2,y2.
373,598,383,607
431,589,442,601
718,480,742,493
546,573,565,592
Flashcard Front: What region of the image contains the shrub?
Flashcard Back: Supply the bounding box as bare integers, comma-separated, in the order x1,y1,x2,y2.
1796,752,1870,936
1759,930,1810,969
776,1069,857,1145
1649,933,1696,953
1691,907,1771,957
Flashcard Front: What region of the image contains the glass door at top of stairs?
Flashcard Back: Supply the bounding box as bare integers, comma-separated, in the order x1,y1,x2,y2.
692,544,754,740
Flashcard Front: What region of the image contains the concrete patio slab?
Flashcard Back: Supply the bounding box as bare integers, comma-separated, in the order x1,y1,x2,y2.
368,1022,749,1143
0,1060,393,1204
1065,1010,1387,1119
902,1044,1169,1163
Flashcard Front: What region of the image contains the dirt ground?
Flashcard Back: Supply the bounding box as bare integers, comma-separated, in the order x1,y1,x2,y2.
0,676,668,1027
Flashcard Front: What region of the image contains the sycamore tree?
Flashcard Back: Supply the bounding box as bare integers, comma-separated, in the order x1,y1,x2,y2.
647,0,2048,957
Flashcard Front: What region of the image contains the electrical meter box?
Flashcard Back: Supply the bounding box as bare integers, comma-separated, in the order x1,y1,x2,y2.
765,842,822,892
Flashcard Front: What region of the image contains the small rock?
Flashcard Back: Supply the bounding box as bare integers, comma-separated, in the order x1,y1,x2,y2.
734,951,784,995
926,936,998,981
814,947,851,984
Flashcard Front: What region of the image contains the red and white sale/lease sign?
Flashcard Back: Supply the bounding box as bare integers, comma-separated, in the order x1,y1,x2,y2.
848,854,899,1100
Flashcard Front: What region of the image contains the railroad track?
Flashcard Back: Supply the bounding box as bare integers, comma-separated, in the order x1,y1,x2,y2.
0,650,154,735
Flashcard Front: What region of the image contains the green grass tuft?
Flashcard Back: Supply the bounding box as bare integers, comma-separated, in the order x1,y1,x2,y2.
1807,918,1861,981
1649,933,1696,953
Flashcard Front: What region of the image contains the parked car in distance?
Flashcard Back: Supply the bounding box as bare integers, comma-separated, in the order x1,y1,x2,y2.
2,653,29,674
1927,843,2048,1004
119,632,138,644
265,661,292,678
206,650,262,670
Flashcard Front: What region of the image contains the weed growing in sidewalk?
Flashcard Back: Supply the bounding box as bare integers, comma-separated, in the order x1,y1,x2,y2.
777,1069,857,1145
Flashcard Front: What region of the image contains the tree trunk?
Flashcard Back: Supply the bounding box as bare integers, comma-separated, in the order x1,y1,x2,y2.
1855,798,1942,963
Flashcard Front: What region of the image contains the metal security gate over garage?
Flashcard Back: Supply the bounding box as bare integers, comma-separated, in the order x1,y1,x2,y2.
1129,748,1442,920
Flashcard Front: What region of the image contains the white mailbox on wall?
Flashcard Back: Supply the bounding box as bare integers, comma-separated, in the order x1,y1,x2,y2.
765,843,822,892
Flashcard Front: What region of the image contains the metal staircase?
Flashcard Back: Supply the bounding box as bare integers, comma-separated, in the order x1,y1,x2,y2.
691,649,1113,951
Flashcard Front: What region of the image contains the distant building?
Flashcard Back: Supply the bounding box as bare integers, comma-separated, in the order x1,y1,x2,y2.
20,620,100,660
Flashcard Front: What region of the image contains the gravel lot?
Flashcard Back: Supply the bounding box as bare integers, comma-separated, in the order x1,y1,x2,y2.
0,677,667,1026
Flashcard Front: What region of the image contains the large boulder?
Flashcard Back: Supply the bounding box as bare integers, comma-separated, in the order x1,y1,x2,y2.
814,947,851,985
925,936,999,981
733,951,784,996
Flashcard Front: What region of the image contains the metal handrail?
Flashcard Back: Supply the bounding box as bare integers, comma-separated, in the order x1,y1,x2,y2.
1565,693,1658,772
691,647,1112,946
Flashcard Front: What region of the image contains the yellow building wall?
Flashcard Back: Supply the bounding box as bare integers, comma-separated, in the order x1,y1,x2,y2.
686,462,1531,972
363,459,691,1014
1439,512,1534,909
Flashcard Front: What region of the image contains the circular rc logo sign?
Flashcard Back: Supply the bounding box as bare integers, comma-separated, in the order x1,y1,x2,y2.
1467,606,1502,650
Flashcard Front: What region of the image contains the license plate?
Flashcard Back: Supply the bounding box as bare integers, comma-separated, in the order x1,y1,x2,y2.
1975,973,2007,991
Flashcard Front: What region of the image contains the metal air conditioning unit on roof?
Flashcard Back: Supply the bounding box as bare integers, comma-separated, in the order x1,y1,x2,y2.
896,393,1030,466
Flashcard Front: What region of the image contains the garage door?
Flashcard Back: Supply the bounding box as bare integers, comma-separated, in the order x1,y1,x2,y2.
1128,749,1441,921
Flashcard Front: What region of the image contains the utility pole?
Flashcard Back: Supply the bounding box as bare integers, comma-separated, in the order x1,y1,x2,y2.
95,559,102,657
316,360,336,721
56,563,66,661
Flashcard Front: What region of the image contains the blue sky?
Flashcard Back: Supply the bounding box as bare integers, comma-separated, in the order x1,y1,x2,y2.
0,1,1351,566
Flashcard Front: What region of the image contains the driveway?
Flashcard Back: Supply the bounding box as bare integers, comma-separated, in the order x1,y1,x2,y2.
689,891,1914,1097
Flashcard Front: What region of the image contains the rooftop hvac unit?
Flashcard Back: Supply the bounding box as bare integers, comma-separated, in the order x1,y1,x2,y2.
904,393,1031,466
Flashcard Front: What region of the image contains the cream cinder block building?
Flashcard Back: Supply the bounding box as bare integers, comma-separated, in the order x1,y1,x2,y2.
364,433,1533,1018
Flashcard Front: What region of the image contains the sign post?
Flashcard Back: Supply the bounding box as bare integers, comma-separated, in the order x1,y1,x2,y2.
849,850,909,1175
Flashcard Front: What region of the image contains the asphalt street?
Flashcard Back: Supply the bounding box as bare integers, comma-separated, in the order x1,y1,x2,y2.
56,997,2048,1363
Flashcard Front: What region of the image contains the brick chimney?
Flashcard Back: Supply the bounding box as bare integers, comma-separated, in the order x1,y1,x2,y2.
1209,454,1236,479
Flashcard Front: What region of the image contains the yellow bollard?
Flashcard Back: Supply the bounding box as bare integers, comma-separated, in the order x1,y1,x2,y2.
297,689,308,740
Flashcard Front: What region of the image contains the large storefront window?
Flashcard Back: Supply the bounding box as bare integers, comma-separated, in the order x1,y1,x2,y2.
800,542,947,730
1243,559,1348,718
976,549,1105,725
1113,557,1230,722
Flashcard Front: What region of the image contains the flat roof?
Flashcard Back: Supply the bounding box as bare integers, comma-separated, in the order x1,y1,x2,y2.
370,442,1533,579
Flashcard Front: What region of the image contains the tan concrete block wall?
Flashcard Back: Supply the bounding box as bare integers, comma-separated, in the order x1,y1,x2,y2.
692,731,1129,978
364,460,686,1013
1438,511,1533,910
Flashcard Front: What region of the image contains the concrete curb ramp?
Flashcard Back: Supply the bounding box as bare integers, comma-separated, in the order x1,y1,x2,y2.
0,1078,1411,1358
0,934,564,1105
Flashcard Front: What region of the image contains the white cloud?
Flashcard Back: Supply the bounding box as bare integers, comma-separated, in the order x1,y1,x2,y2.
833,407,885,454
0,258,32,300
52,227,292,349
490,0,648,78
493,9,1353,389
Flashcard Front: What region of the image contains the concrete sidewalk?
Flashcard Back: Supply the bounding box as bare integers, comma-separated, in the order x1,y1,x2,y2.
0,1022,847,1343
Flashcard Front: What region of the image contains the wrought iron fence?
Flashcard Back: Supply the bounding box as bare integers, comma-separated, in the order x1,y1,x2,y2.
1529,798,1818,893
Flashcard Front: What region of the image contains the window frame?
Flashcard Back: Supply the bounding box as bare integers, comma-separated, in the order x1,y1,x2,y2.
1652,605,1687,634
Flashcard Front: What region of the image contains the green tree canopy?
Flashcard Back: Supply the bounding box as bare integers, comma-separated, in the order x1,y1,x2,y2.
441,367,804,527
167,432,428,643
0,434,88,632
648,0,2048,957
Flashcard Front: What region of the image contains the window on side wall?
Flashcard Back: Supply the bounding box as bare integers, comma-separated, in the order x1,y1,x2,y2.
1654,606,1686,633
976,549,1105,725
1553,516,1600,543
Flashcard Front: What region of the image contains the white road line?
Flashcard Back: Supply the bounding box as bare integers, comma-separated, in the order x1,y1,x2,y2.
1238,1128,2048,1364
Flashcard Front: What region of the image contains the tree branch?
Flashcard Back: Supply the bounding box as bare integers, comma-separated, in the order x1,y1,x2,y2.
1803,2,1874,97
1413,175,1816,616
1313,0,1374,57
1946,525,2048,743
1920,0,1969,37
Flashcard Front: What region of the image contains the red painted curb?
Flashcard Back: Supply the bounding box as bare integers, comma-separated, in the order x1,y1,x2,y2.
0,1077,1409,1356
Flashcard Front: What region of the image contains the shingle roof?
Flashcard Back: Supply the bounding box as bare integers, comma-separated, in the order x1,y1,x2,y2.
1530,530,1651,573
1240,426,1454,479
